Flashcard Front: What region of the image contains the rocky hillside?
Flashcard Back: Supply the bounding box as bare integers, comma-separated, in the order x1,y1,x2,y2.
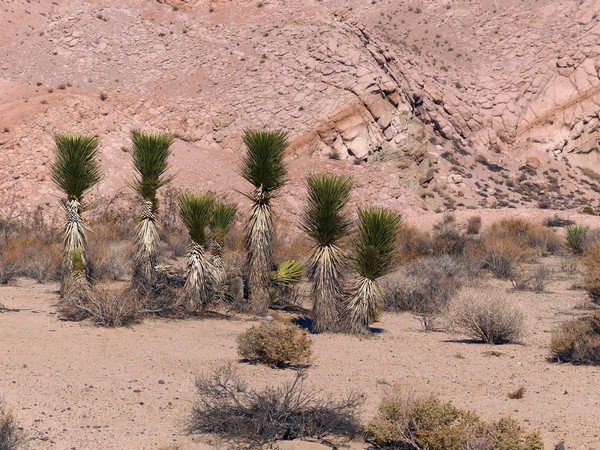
1,0,600,220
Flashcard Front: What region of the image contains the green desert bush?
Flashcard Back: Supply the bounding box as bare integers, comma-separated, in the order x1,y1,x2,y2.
365,393,543,450
446,289,525,344
0,400,25,450
237,322,312,368
550,310,600,365
189,365,362,447
566,224,588,254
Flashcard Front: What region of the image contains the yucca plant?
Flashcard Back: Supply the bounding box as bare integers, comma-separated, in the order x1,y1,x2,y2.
271,260,303,286
50,133,101,297
241,129,288,315
342,207,400,334
301,174,352,333
180,192,215,312
209,201,237,285
566,224,587,254
130,130,174,293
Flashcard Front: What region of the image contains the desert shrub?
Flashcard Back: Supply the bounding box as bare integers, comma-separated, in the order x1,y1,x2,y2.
365,393,543,450
446,289,525,344
431,214,471,256
60,288,142,327
510,265,552,293
543,215,574,228
87,221,132,281
566,224,587,254
550,311,600,364
486,218,561,256
382,256,480,330
475,235,526,279
584,241,600,304
237,322,312,368
396,222,432,261
189,365,362,447
0,400,25,450
466,215,482,234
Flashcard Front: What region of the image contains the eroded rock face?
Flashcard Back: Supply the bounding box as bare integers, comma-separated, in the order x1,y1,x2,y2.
1,0,600,216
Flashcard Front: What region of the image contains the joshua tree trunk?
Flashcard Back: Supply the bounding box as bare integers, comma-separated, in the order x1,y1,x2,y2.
133,200,159,293
61,199,90,296
184,239,214,313
341,277,382,335
309,245,345,333
245,196,273,315
209,240,227,287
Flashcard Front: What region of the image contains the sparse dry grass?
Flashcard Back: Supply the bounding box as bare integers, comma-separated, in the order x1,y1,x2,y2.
446,288,525,344
0,400,25,450
189,365,362,447
550,310,600,365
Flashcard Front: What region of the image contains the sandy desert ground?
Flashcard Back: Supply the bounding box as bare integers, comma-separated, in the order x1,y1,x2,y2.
1,254,600,450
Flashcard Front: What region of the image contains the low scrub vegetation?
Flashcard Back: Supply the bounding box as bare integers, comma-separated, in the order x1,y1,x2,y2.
365,393,543,450
382,255,480,330
446,289,525,344
59,288,142,327
189,365,361,447
584,241,600,304
550,310,600,365
237,322,312,368
0,401,25,450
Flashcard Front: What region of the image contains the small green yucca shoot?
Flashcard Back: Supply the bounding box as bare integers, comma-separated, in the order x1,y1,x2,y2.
566,224,587,255
180,192,216,312
301,173,352,333
271,260,303,287
50,133,101,297
242,129,288,315
130,130,174,293
342,207,400,334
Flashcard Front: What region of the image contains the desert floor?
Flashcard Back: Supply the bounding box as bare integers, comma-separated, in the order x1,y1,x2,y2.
1,257,599,450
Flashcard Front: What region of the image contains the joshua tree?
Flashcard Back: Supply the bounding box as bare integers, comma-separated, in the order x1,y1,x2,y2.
241,129,288,315
179,192,216,313
50,133,101,297
209,201,237,285
130,130,174,293
342,207,400,334
301,174,352,333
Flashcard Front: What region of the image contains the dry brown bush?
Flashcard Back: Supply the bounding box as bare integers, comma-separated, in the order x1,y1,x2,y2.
365,392,543,450
87,221,133,281
0,400,25,450
510,265,552,293
59,288,142,327
237,322,312,368
189,365,362,447
396,222,432,262
466,215,482,234
550,310,600,365
382,255,480,330
584,241,600,304
472,235,526,279
431,214,472,256
486,218,561,256
446,289,525,344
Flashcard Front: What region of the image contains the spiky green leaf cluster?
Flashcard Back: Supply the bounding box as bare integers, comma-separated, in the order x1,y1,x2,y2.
302,173,352,247
271,260,303,286
241,130,288,203
51,133,101,201
179,192,215,245
210,202,237,246
354,207,400,280
131,130,174,209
